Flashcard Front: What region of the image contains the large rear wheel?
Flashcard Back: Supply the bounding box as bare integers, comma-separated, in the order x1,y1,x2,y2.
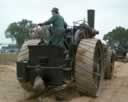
75,39,104,97
17,39,40,61
17,39,40,92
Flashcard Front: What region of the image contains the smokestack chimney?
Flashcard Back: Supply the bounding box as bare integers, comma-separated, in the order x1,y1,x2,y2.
87,9,95,28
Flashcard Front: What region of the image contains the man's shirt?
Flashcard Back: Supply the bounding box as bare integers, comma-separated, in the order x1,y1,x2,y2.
43,14,66,33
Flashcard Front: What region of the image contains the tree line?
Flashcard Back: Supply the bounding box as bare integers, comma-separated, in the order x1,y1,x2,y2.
5,19,34,48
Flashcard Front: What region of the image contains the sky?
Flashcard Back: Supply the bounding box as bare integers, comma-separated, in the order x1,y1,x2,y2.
0,0,128,44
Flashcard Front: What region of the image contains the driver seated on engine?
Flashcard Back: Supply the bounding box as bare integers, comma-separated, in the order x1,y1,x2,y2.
38,7,67,47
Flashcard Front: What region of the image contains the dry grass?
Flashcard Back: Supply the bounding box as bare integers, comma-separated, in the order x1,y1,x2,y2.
0,53,17,64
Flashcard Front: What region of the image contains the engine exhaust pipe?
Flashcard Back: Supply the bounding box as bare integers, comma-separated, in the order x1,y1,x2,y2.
87,9,95,28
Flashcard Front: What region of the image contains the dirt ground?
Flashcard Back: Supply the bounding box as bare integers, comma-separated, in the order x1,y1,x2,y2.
0,62,128,102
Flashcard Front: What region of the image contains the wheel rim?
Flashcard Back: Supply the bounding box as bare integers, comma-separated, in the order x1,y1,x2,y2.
93,41,103,89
